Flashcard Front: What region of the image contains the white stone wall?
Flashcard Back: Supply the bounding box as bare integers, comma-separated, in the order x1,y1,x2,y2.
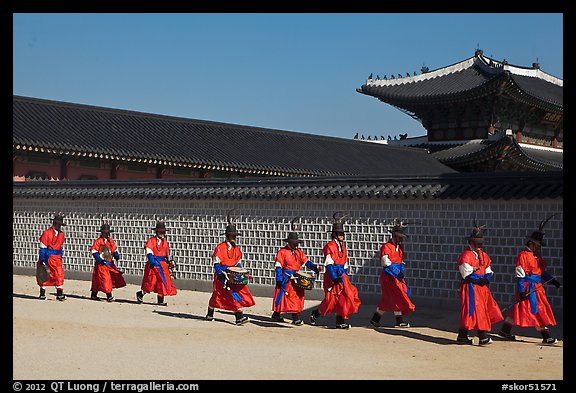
13,197,563,307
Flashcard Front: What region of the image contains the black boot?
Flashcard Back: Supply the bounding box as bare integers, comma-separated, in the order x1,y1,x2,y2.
271,311,284,322
39,288,46,300
157,295,167,306
205,307,215,321
370,312,381,327
292,313,304,326
335,315,351,329
106,292,115,302
90,291,99,301
309,309,320,325
136,290,144,304
56,288,66,301
478,330,492,345
541,329,558,345
395,315,410,328
235,311,249,325
497,322,516,340
457,328,473,344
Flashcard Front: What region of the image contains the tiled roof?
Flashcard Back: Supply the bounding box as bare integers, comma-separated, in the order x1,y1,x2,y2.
357,56,562,112
13,95,454,177
431,135,563,172
12,172,562,200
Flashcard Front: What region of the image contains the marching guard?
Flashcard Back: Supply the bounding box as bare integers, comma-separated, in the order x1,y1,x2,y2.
498,215,561,344
309,212,361,329
205,210,255,325
36,213,67,301
456,222,503,345
136,221,177,306
272,217,320,325
90,223,126,302
370,221,415,328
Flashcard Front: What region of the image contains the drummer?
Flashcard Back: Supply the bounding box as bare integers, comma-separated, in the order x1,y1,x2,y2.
272,217,320,325
205,210,256,325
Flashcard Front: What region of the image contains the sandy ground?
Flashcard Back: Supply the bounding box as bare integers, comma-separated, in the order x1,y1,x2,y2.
13,274,563,381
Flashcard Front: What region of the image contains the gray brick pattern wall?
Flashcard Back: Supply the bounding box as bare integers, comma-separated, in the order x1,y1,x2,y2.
13,198,563,308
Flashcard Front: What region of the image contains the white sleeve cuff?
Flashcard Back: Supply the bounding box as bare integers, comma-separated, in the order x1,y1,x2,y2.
459,263,474,279
381,255,392,267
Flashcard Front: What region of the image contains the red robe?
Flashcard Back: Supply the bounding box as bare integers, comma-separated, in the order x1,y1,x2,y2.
318,239,361,319
272,247,309,313
457,248,503,330
140,236,177,296
37,227,65,287
208,242,256,312
505,248,556,328
377,240,415,315
90,237,126,293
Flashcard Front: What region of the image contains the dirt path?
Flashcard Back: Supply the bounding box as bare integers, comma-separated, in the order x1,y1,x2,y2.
13,274,563,380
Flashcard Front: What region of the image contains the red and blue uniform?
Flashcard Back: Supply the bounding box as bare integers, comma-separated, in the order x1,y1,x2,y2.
505,248,556,328
209,242,256,312
141,236,177,297
457,247,503,330
90,236,126,294
377,240,415,315
37,227,65,287
318,239,361,319
273,246,318,313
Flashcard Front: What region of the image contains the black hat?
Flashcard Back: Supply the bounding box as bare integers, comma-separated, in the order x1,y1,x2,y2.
468,220,487,243
52,213,66,226
153,221,167,231
392,225,407,237
99,223,113,233
526,214,557,247
224,209,241,236
388,218,413,238
284,232,300,242
469,228,485,243
284,217,302,243
527,230,545,246
330,212,349,233
225,224,240,236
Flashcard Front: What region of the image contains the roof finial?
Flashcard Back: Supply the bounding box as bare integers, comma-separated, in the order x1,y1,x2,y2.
475,45,483,57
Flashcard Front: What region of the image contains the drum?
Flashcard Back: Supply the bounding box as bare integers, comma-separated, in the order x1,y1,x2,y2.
36,261,49,282
99,245,112,261
226,266,249,285
293,271,315,290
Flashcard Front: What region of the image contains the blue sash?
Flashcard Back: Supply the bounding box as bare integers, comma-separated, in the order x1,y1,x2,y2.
274,269,296,307
464,273,488,317
148,254,168,287
39,248,62,267
518,274,541,315
384,263,411,297
329,263,347,278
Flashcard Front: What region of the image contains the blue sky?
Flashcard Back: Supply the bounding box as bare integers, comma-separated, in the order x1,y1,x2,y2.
13,13,563,140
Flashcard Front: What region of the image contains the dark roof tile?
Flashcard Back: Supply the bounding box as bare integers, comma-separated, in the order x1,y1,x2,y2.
13,95,454,177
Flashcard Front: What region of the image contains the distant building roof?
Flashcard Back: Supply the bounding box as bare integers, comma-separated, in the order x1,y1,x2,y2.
12,172,562,201
13,95,455,177
357,52,562,114
430,135,562,172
